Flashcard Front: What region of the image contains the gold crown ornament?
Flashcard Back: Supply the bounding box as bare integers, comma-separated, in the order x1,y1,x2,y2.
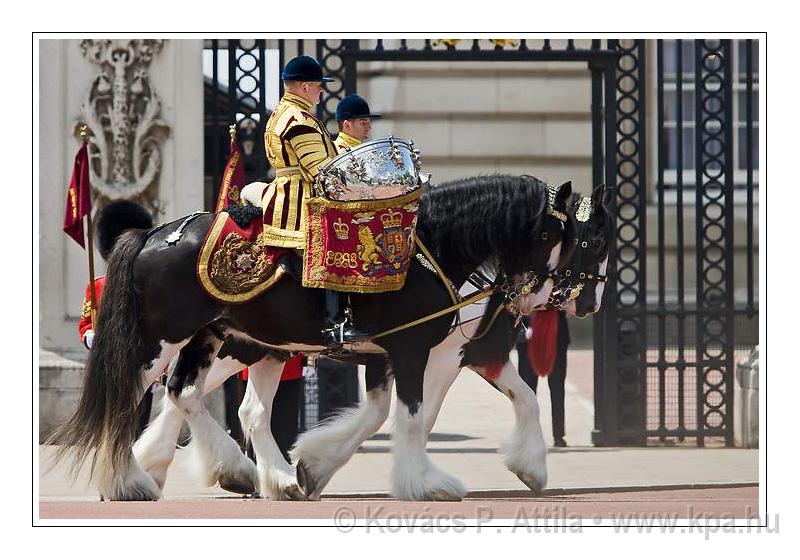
380,209,403,229
333,217,350,240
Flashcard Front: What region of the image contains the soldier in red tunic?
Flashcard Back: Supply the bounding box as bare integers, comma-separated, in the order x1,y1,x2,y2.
78,200,154,436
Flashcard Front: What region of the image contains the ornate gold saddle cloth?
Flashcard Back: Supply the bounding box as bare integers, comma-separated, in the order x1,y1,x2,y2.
197,211,289,304
302,189,422,293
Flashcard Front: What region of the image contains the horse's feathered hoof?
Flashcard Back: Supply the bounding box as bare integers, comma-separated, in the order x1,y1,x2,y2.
296,459,318,498
422,490,463,502
515,472,545,496
218,474,257,496
281,483,308,501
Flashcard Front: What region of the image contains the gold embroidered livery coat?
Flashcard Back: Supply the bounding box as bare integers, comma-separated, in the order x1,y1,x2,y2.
261,92,338,248
333,131,362,154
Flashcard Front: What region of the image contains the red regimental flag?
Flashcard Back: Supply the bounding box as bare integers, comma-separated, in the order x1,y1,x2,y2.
63,142,92,248
215,136,246,213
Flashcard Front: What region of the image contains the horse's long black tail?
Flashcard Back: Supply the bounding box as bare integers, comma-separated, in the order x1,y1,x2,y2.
49,229,149,481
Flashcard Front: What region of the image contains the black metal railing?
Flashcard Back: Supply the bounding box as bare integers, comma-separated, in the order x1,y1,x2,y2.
648,39,759,446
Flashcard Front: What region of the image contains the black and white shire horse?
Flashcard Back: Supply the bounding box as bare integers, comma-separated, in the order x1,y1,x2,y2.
51,175,612,501
131,185,612,501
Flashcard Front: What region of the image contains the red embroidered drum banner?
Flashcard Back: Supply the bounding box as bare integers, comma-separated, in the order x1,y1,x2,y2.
303,189,422,293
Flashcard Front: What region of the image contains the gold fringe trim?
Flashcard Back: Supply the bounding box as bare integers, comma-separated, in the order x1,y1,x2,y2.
197,214,286,304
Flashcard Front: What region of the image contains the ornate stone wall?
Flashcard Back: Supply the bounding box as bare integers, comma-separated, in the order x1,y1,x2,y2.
38,39,204,352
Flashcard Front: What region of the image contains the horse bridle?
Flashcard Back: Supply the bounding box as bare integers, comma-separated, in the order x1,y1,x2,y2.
547,196,608,310
498,184,568,318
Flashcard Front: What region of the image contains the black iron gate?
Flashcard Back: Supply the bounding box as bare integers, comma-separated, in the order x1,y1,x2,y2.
203,38,759,444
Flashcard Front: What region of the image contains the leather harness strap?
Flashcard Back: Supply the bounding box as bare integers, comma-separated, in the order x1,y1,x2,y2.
371,287,495,340
371,237,495,340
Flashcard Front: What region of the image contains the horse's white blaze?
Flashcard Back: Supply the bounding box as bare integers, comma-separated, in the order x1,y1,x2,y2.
391,401,467,500
291,380,394,500
593,255,609,313
547,241,562,271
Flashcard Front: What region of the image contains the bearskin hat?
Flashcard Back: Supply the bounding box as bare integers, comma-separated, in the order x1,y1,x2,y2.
96,200,153,260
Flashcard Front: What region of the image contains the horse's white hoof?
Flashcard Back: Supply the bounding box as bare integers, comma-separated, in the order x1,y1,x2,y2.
513,471,546,496
423,488,464,502
100,463,162,501
278,483,307,501
215,457,260,496
392,464,468,501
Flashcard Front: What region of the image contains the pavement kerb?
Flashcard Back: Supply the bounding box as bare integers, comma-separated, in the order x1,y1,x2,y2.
318,481,759,500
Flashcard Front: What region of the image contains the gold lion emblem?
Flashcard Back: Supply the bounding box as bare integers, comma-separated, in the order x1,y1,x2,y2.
356,225,382,271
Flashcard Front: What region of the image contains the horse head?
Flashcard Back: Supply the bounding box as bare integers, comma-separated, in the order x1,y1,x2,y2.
550,183,614,318
505,180,574,315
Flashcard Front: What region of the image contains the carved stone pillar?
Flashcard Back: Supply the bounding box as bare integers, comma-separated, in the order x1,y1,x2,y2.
76,39,170,214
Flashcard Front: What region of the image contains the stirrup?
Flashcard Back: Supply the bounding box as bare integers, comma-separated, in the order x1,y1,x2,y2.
322,320,348,346
322,317,370,346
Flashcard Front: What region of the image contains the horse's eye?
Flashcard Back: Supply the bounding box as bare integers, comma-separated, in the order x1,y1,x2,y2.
542,232,549,240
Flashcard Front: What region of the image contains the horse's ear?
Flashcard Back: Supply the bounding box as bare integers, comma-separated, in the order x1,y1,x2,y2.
591,183,606,209
556,181,572,207
602,186,615,208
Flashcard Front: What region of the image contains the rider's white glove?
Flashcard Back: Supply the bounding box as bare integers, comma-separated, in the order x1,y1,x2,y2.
84,330,95,350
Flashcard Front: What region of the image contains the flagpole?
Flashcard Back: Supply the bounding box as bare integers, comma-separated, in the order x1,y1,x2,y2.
81,124,99,330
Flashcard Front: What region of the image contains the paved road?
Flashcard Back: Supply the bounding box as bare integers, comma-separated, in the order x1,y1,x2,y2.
39,485,757,521
38,350,758,524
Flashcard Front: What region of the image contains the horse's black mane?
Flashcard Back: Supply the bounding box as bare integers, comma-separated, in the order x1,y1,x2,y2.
416,174,547,283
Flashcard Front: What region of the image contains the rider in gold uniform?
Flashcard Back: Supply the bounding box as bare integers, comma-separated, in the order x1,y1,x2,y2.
263,56,366,344
261,56,338,249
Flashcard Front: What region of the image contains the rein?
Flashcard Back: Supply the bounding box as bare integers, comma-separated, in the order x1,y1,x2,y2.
370,286,495,340
373,231,560,342
371,237,496,340
373,185,571,342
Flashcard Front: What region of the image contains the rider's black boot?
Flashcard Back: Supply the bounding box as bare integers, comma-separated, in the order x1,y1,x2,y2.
323,290,370,346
